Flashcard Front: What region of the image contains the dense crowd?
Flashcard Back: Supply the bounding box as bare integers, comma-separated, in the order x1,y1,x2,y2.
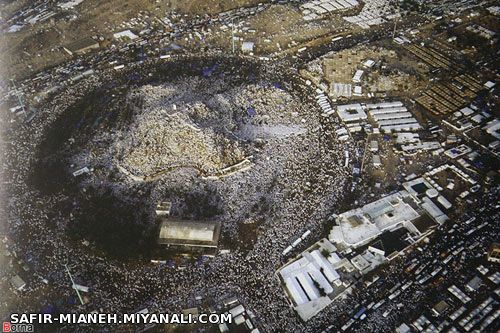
2,51,498,333
1,1,495,331
1,56,357,332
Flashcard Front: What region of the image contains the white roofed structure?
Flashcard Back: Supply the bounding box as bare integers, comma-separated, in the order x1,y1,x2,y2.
278,239,348,321
158,219,221,249
381,123,421,132
113,29,139,40
365,101,420,132
241,41,255,53
377,118,418,126
352,70,364,83
337,103,367,122
366,101,404,109
368,106,408,115
329,191,421,247
372,112,413,121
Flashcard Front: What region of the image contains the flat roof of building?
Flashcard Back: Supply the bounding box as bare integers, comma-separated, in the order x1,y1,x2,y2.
64,37,99,53
331,191,421,247
278,239,346,321
158,219,221,248
336,103,367,122
432,300,450,315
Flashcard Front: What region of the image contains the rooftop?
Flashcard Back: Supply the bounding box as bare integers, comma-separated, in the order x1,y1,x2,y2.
278,239,348,321
63,37,99,54
330,191,421,247
158,219,221,248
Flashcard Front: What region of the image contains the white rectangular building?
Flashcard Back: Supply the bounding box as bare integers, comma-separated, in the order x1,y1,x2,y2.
352,70,364,83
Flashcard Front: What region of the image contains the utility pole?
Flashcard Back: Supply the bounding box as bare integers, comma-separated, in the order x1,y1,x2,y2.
360,133,371,174
231,18,235,54
65,264,84,306
392,0,400,39
10,79,25,115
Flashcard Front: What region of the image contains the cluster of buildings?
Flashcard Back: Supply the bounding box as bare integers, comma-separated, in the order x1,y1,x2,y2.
277,160,479,321
343,0,398,29
394,132,441,156
2,0,498,331
442,98,499,156
2,237,37,307
397,267,500,333
333,100,421,134
330,58,376,99
415,72,483,116
301,0,359,21
5,2,57,33
443,143,484,176
366,101,421,133
331,82,353,99
316,90,335,115
465,24,496,42
219,298,260,333
422,163,478,201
